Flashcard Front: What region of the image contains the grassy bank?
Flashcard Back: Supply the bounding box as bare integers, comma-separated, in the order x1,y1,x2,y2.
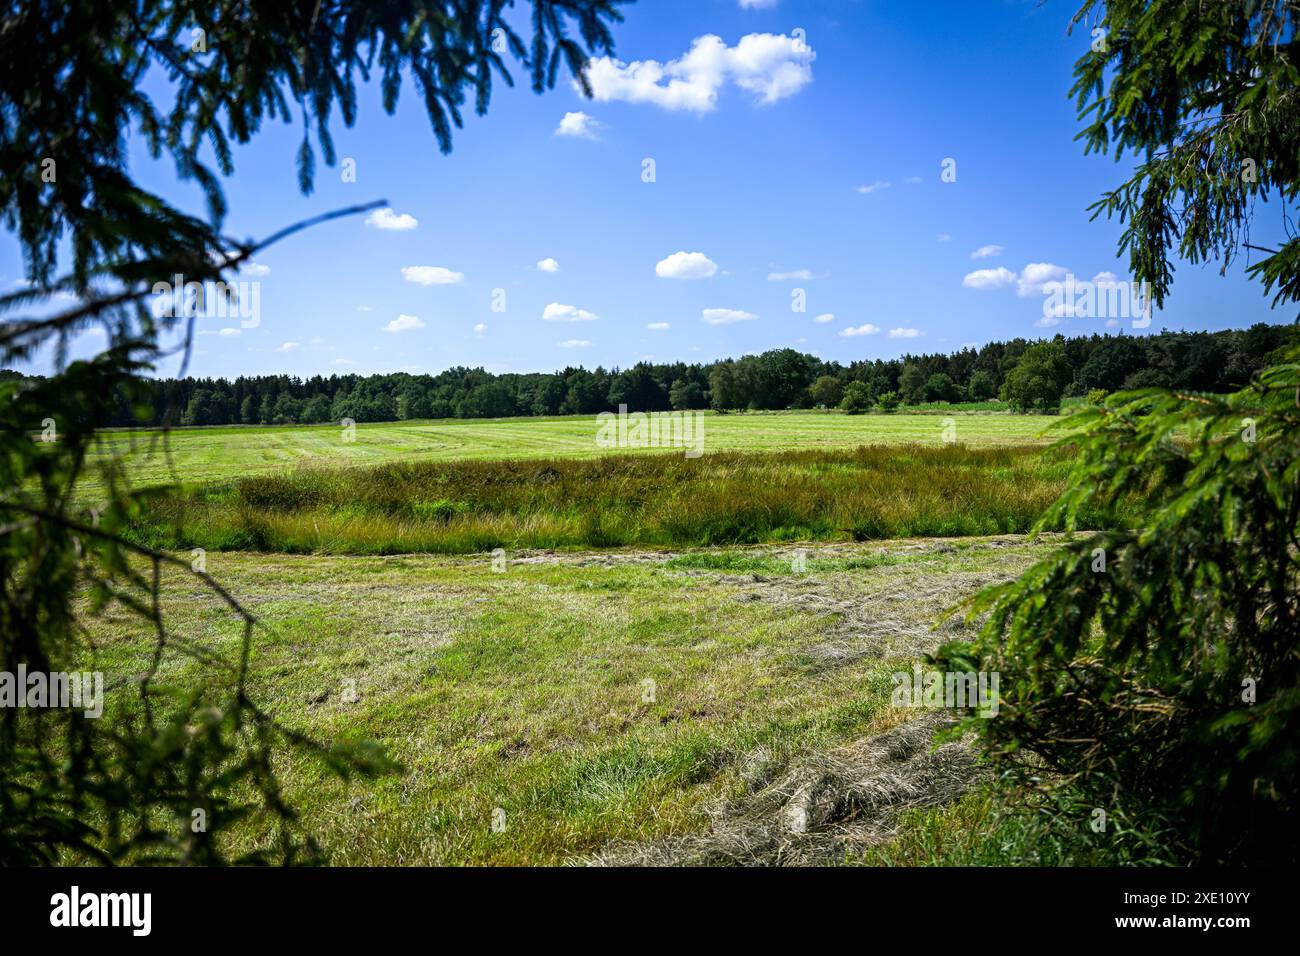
127,444,1096,555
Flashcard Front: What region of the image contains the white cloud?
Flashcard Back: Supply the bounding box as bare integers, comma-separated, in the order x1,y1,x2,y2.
543,302,599,322
273,341,299,352
656,251,718,279
888,328,920,339
536,257,560,273
963,266,1017,290
839,324,881,337
856,180,891,194
702,307,758,325
1035,316,1062,328
937,233,952,242
1017,262,1068,297
585,32,815,113
241,261,271,276
356,305,373,312
555,111,601,139
558,339,592,348
1105,318,1120,328
767,268,824,280
647,322,670,330
401,265,464,286
219,327,241,337
1092,271,1122,286
970,244,1003,260
384,314,426,333
739,0,778,8
474,323,487,334
814,313,835,324
364,207,419,231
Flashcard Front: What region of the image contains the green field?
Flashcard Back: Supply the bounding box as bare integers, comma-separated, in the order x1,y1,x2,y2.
79,409,1099,864
86,537,1074,865
91,410,1060,493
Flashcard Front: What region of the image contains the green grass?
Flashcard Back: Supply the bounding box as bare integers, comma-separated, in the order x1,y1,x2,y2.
88,409,1061,496
81,537,1058,865
127,444,1096,555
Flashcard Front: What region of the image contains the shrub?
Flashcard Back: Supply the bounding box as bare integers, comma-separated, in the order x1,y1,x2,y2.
839,381,874,414
935,360,1300,864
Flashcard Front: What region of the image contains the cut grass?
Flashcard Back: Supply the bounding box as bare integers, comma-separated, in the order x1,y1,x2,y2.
80,537,1058,865
127,444,1097,555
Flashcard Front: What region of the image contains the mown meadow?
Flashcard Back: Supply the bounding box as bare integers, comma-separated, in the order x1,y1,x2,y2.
82,538,1093,865
87,408,1058,495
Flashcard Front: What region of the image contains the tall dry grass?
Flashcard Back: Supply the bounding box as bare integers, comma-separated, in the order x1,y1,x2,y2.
127,444,1101,555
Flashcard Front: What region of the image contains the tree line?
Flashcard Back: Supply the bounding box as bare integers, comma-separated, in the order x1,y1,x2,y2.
4,323,1295,427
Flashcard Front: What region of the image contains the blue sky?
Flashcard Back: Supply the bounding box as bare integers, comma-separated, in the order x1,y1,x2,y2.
4,0,1289,379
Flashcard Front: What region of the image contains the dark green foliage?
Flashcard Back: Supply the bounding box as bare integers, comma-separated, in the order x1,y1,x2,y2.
1000,341,1073,413
937,365,1300,863
5,326,1292,426
931,0,1300,865
1071,0,1300,313
839,381,873,413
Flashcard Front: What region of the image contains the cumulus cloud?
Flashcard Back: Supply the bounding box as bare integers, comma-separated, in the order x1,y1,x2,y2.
273,341,299,352
401,265,464,285
473,323,487,334
888,328,920,339
384,314,425,333
962,266,1017,290
647,322,670,330
656,251,718,279
543,302,599,322
555,111,601,139
970,244,1003,260
856,181,891,194
365,207,418,231
1017,262,1067,297
558,339,592,348
702,307,758,325
1035,316,1062,328
536,257,560,273
814,313,835,323
585,32,815,113
839,324,880,337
